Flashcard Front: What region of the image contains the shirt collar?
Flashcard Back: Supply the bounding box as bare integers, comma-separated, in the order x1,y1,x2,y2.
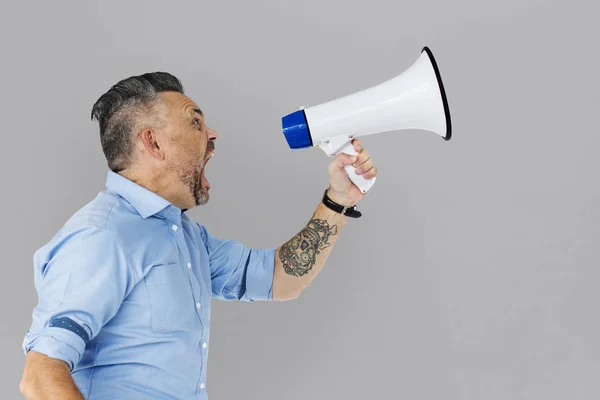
105,170,176,219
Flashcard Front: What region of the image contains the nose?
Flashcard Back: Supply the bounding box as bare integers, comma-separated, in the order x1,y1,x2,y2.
207,127,219,141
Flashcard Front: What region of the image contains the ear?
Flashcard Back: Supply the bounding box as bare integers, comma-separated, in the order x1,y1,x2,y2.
139,128,164,160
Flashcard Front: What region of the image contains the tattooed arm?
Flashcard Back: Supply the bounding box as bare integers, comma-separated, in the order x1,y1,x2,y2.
271,139,378,301
271,192,348,300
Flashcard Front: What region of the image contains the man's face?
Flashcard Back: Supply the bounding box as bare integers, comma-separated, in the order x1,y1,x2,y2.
160,91,217,208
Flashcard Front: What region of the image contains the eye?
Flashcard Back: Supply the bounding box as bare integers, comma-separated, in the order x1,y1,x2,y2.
192,118,200,126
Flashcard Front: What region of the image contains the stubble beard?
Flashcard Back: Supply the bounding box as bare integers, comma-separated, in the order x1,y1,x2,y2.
176,141,214,207
195,168,210,206
179,163,209,207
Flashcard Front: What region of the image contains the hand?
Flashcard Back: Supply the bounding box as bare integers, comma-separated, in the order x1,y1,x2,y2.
327,139,377,206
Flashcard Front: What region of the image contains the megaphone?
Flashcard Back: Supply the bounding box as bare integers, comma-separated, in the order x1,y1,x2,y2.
281,46,452,193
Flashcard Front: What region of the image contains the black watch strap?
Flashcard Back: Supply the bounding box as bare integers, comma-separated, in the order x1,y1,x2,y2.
322,190,362,218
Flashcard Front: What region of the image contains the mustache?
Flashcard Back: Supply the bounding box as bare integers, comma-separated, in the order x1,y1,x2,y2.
206,141,215,153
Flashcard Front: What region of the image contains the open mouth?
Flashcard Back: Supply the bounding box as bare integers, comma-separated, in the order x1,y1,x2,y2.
200,152,214,189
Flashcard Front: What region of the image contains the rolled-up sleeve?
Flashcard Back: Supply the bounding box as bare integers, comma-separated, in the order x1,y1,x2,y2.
22,224,135,371
198,224,275,302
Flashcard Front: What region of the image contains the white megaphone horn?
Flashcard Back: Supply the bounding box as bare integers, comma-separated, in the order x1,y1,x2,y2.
281,46,452,193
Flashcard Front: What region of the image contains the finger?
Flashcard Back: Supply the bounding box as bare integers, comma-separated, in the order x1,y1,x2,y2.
330,152,358,171
355,158,374,175
352,138,362,153
353,155,370,169
362,165,377,179
352,149,370,168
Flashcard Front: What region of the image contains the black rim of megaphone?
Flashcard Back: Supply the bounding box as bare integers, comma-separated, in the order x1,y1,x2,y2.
421,46,452,141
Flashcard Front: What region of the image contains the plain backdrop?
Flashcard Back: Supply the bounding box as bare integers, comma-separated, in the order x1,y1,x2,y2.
1,0,599,399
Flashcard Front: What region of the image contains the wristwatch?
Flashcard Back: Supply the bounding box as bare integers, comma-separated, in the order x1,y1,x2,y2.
322,189,362,218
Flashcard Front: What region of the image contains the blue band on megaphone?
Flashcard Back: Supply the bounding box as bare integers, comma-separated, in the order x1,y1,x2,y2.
282,110,313,149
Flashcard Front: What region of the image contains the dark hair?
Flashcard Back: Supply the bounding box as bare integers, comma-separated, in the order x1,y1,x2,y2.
91,72,185,172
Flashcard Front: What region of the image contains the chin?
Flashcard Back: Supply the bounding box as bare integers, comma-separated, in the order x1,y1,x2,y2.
195,189,210,206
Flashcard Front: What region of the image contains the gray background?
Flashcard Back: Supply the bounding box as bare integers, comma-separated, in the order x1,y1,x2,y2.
1,0,599,399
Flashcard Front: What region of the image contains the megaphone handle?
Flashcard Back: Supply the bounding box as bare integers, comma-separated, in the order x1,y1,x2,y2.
336,141,377,194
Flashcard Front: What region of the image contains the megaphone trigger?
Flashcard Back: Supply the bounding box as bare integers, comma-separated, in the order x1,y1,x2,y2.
316,134,376,193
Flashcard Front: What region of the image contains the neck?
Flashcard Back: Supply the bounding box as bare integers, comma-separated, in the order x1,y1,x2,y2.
119,167,190,209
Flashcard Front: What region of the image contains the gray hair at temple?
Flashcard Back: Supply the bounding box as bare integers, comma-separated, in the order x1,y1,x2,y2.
90,72,185,173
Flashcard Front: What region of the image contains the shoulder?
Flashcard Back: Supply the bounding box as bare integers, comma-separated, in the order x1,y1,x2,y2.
56,190,129,242
34,190,128,265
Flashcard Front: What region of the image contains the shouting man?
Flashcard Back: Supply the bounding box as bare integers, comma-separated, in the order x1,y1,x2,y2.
20,72,377,400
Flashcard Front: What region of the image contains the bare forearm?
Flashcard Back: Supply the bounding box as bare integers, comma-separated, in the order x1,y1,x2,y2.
272,195,349,300
21,351,85,400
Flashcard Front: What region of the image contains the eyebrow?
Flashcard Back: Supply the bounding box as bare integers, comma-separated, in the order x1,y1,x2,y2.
191,108,203,117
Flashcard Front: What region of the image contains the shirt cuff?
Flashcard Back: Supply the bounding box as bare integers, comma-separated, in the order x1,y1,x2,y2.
22,326,88,371
245,248,276,301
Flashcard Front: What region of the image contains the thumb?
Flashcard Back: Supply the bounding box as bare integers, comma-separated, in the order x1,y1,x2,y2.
331,152,357,171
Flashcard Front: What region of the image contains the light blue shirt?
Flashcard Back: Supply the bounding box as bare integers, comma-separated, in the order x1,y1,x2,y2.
22,170,276,399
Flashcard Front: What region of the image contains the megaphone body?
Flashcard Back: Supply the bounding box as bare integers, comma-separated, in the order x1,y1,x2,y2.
281,46,452,193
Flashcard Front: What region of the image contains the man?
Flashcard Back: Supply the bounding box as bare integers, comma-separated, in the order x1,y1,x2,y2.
20,72,377,399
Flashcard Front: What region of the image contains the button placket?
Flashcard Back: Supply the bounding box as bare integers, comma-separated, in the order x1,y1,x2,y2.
173,221,209,392
179,230,204,321
169,219,203,323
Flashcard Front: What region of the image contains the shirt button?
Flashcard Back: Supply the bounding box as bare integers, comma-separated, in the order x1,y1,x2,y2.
196,302,201,309
199,383,205,389
187,263,192,269
172,225,178,231
202,342,207,349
